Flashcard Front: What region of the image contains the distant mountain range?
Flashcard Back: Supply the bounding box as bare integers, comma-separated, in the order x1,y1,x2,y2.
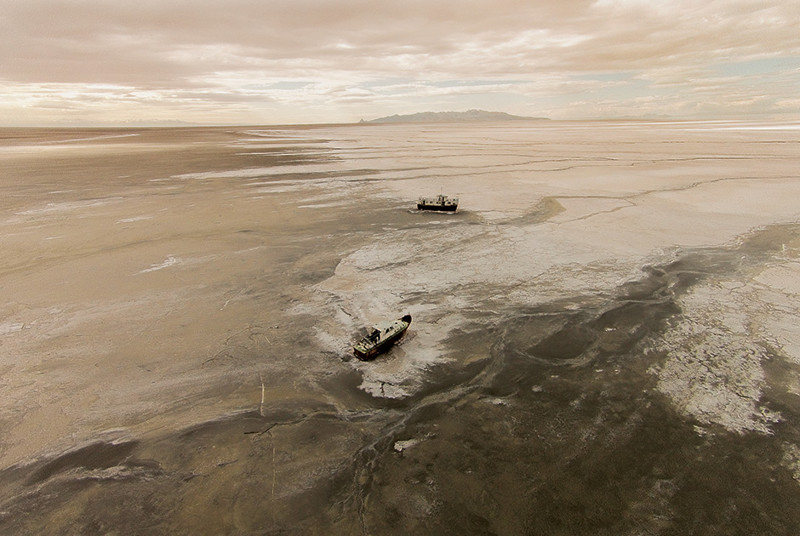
364,109,548,123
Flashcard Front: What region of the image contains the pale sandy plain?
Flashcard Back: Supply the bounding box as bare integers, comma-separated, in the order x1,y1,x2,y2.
1,121,800,534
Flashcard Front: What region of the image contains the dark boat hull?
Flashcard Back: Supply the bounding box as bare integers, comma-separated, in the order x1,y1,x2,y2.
417,203,457,212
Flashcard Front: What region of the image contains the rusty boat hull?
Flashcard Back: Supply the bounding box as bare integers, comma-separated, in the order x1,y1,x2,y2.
353,314,412,360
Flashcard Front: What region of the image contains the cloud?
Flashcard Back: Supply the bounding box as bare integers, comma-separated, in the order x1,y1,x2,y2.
0,0,798,123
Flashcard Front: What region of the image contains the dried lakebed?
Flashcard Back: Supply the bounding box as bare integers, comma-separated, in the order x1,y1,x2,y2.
1,122,800,534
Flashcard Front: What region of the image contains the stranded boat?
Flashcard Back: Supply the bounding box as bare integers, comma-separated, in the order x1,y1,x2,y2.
417,194,458,212
353,314,412,360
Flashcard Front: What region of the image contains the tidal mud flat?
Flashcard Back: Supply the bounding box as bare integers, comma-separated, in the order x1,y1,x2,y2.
1,122,800,534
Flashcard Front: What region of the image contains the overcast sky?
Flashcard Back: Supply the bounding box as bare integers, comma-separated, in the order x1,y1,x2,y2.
1,0,799,125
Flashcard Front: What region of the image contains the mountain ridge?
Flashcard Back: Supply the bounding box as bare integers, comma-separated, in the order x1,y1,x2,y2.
364,109,548,123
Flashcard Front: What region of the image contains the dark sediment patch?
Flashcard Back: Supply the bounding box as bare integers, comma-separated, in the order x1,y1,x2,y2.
0,407,377,535
513,195,567,225
27,440,140,485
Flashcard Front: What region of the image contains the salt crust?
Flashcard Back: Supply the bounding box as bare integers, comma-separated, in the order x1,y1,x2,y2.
651,259,800,436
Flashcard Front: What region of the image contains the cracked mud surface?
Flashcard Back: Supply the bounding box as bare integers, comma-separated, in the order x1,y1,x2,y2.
1,122,800,534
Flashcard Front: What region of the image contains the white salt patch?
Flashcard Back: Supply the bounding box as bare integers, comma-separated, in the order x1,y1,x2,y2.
650,270,796,435
117,216,153,223
695,123,800,131
41,133,141,144
17,198,121,216
136,256,180,274
298,202,348,209
654,324,775,434
748,261,800,365
0,322,25,336
394,439,421,453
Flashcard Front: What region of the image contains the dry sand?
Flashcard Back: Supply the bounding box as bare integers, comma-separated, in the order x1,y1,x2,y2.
1,121,800,534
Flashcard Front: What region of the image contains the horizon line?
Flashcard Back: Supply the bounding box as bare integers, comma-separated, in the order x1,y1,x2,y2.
3,117,798,129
